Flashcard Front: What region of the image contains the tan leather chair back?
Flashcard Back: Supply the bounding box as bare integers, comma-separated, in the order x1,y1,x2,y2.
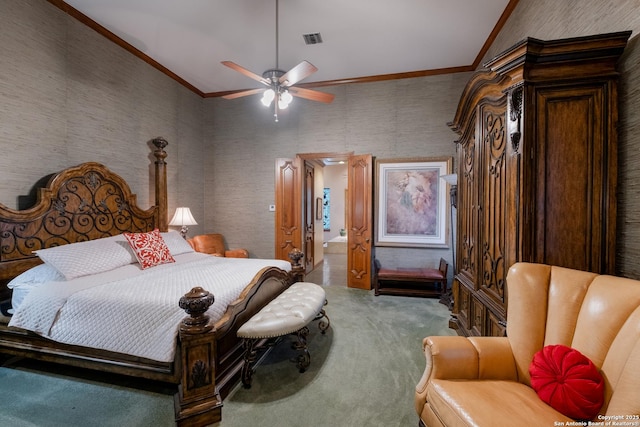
506,263,640,416
189,233,225,256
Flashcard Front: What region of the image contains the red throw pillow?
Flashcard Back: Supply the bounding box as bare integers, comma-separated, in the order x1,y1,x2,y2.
529,344,604,421
124,229,175,269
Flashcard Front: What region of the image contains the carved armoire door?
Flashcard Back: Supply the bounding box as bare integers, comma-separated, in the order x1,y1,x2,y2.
477,98,508,336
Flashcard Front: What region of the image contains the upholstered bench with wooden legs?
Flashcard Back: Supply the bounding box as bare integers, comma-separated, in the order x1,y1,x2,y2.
237,282,330,388
375,257,448,298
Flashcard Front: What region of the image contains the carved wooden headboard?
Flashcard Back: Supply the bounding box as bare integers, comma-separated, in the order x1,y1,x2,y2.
0,137,169,295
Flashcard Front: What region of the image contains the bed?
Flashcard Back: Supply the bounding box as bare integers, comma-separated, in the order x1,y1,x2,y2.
0,137,304,426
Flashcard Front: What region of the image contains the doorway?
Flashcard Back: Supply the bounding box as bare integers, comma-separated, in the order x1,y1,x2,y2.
305,253,348,286
321,162,348,255
275,152,373,289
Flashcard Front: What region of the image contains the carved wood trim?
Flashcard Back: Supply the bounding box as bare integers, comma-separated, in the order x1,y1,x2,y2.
508,85,523,152
0,163,159,281
480,102,507,304
152,137,169,231
176,287,222,426
275,158,302,260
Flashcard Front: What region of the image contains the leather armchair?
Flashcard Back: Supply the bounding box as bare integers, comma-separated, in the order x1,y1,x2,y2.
415,262,640,427
188,233,249,258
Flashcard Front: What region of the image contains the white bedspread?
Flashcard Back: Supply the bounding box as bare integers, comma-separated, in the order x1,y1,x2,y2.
9,253,291,362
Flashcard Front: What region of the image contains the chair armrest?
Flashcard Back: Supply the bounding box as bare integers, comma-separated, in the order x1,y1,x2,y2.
224,248,249,258
423,336,517,380
415,336,517,414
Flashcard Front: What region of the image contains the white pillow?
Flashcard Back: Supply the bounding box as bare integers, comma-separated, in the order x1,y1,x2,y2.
8,264,66,311
7,263,65,289
161,230,195,255
34,234,137,280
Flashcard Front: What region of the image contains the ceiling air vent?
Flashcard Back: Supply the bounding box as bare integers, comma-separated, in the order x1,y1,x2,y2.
303,33,323,45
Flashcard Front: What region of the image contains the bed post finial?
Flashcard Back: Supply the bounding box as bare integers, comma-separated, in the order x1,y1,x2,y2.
175,286,222,425
152,136,168,160
178,287,215,334
288,248,305,282
152,137,169,232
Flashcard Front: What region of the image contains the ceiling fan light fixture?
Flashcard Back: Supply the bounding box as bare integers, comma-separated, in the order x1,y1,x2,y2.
278,90,292,109
220,0,334,122
261,88,276,106
281,90,292,104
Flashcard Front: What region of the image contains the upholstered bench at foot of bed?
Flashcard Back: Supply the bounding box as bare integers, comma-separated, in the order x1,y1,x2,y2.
237,282,330,388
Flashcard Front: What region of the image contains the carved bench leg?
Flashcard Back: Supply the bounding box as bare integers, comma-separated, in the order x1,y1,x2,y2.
241,338,258,388
291,326,310,373
315,304,331,334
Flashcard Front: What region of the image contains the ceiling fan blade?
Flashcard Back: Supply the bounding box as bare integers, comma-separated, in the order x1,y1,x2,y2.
279,60,318,87
221,61,270,86
222,88,265,100
289,87,335,104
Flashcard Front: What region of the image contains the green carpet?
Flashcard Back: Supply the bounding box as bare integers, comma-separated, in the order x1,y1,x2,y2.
0,284,454,427
0,362,174,427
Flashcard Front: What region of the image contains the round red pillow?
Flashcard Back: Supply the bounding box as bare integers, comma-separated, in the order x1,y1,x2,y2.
529,344,604,420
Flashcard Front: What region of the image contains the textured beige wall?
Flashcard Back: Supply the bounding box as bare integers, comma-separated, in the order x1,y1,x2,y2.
204,74,467,265
0,1,206,236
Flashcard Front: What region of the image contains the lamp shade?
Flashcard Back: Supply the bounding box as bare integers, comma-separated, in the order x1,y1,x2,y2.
169,207,198,226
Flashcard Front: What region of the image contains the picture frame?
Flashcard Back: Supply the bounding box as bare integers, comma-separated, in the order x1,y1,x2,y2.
375,157,452,248
316,197,323,221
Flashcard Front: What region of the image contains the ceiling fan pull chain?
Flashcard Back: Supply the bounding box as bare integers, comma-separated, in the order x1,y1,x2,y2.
274,96,279,122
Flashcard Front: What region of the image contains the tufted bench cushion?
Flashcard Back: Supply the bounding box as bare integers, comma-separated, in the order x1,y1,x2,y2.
237,282,327,339
237,282,330,387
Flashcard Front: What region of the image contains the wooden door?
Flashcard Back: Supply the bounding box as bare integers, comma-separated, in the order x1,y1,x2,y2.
347,154,373,289
304,161,315,273
275,157,302,261
478,99,508,314
532,84,616,274
455,121,479,333
457,123,479,287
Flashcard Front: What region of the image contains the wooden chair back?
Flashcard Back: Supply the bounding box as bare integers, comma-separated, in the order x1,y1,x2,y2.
438,258,448,278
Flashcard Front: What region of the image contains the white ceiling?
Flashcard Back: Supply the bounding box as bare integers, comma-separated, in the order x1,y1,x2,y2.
63,0,512,96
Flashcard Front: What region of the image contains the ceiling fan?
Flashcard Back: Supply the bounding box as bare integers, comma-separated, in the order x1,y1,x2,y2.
221,0,335,122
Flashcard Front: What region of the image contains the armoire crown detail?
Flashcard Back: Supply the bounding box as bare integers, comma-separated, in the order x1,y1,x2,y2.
508,85,523,152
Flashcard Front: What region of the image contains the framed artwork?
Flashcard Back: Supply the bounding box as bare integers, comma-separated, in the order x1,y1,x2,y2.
316,197,323,220
323,188,330,230
375,157,452,248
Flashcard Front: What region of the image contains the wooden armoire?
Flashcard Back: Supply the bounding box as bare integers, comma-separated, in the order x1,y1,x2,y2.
448,31,631,337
